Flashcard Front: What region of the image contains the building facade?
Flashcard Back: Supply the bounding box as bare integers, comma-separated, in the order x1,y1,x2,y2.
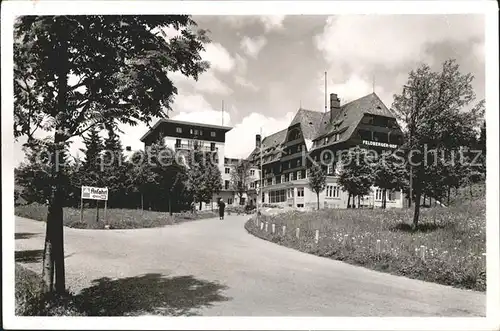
140,118,233,210
247,92,406,210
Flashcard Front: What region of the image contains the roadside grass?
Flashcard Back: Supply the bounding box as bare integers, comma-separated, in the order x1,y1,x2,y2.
15,203,218,229
245,197,486,292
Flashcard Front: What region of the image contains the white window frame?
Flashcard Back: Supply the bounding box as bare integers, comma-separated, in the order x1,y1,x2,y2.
326,185,340,198
297,171,302,180
210,131,216,137
225,167,230,174
176,127,182,133
250,169,255,176
297,187,304,197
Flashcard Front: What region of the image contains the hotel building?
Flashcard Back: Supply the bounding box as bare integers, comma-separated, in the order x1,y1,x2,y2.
247,92,406,209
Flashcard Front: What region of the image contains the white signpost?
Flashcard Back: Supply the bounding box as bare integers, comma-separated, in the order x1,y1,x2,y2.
81,186,109,224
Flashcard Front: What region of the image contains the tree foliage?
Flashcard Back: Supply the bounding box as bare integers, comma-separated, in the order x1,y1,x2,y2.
230,160,252,204
308,163,326,210
338,147,375,208
186,150,222,210
372,151,407,209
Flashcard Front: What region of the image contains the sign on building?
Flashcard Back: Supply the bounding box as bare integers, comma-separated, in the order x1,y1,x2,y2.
81,186,108,201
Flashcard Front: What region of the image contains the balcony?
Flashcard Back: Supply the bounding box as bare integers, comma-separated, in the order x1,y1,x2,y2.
175,143,218,152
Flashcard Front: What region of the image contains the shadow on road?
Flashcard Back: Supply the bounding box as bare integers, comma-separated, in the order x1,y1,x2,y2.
15,232,39,240
75,273,230,316
15,249,44,263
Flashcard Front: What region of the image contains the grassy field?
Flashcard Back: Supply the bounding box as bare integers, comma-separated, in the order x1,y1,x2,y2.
15,203,219,229
245,185,486,291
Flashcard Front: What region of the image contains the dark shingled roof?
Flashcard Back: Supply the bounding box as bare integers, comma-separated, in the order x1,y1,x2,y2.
310,93,396,151
247,128,288,164
290,108,324,140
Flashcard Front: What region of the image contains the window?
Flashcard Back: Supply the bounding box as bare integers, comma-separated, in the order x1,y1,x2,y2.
326,185,340,198
297,203,304,208
362,115,374,125
287,188,294,198
194,129,199,135
190,129,193,134
175,139,181,148
297,159,301,166
327,164,333,174
210,131,216,137
297,187,304,197
281,174,285,183
376,189,384,200
200,130,203,136
269,189,286,203
267,178,272,186
211,142,216,151
225,180,230,190
225,167,230,174
227,198,233,205
276,175,281,184
335,133,340,141
324,137,329,144
176,127,182,133
297,171,302,180
250,169,255,176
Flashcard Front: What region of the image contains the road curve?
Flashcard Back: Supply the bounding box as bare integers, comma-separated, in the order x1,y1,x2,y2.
15,215,485,316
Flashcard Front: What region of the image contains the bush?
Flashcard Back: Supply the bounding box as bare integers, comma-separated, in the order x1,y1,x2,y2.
15,203,219,229
15,264,86,316
245,197,486,291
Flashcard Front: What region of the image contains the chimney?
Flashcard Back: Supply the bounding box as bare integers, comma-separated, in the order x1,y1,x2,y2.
256,134,261,148
330,93,340,123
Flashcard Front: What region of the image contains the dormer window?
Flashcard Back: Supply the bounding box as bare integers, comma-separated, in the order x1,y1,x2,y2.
324,137,329,144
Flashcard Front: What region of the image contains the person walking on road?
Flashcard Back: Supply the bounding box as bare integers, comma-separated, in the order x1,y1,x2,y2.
218,197,225,220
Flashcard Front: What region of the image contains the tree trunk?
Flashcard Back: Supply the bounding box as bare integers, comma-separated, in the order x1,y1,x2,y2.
316,192,320,210
141,192,144,212
347,193,351,208
42,134,67,294
96,200,99,223
168,194,172,216
358,196,361,208
382,189,387,209
470,183,473,198
412,190,422,231
447,186,451,205
199,201,202,210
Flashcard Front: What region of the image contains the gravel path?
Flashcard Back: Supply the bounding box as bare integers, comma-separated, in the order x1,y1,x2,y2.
15,215,485,316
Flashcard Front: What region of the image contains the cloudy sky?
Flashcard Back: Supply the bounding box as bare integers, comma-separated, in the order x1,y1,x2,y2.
13,14,485,165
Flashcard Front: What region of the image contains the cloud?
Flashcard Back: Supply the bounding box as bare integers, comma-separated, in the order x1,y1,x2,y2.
202,42,236,73
168,42,236,95
220,15,286,32
240,36,268,58
224,111,295,159
232,53,259,91
315,15,485,71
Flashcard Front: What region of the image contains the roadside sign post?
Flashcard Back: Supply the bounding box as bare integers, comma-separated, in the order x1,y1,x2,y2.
81,186,109,225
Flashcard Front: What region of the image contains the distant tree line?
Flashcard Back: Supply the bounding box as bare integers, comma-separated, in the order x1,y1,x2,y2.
15,127,222,214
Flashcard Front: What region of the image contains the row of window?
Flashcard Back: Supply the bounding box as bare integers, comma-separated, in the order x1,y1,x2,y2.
375,189,397,201
269,189,287,203
175,127,217,137
325,185,341,198
261,170,305,187
175,139,217,151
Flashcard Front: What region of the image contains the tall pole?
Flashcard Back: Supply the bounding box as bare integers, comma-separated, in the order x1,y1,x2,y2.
222,100,224,126
324,71,327,113
260,127,263,213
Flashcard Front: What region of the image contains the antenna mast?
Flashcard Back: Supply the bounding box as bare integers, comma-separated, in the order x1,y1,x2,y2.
324,71,327,113
222,100,224,126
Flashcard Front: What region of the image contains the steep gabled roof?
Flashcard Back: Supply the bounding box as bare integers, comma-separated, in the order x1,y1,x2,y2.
310,93,395,151
246,92,396,159
290,108,324,140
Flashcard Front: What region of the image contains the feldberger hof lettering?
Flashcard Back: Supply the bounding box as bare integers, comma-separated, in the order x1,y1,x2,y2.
362,140,397,149
81,186,109,201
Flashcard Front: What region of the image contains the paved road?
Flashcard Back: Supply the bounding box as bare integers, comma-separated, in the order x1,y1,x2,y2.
15,215,485,316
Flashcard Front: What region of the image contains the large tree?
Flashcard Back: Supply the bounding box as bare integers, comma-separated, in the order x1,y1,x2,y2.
391,59,484,229
230,160,252,205
14,15,210,293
